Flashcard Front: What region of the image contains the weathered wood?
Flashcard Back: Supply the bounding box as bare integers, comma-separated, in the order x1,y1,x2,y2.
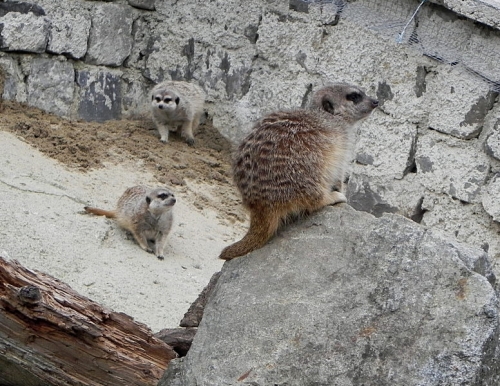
0,256,177,386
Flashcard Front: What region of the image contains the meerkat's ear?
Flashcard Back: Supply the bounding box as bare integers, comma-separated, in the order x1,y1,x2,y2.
175,97,180,105
322,98,335,115
146,196,152,205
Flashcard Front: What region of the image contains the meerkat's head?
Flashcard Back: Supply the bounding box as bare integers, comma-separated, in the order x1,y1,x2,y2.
146,188,176,216
151,87,180,114
310,83,378,123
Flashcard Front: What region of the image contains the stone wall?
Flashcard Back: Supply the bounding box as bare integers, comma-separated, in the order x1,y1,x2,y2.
1,0,499,269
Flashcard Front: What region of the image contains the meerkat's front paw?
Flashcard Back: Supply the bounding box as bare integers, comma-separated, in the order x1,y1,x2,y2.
157,255,164,260
160,138,168,144
328,191,347,205
185,137,195,146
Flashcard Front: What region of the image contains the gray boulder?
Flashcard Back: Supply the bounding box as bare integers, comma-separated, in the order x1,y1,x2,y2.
85,3,133,67
482,174,500,223
27,58,74,117
0,12,50,53
485,124,500,161
46,9,91,59
161,205,499,386
76,67,122,122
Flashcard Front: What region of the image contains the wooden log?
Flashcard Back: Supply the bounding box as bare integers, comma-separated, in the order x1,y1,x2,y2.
0,256,177,386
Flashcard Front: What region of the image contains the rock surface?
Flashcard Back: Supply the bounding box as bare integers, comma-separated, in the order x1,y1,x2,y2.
160,205,499,386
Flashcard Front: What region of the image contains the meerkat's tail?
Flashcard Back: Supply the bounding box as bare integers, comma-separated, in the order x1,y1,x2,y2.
219,209,280,260
84,206,116,219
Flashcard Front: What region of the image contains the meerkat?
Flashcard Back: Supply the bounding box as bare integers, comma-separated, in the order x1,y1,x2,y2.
84,186,176,260
219,82,378,261
150,80,205,146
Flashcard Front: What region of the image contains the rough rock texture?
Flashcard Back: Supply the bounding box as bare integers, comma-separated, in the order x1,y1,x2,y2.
46,8,91,59
0,12,49,53
76,68,122,121
27,58,74,117
85,3,133,67
160,205,499,386
482,174,500,222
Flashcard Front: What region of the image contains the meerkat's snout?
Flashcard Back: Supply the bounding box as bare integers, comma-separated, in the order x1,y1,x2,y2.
371,100,379,108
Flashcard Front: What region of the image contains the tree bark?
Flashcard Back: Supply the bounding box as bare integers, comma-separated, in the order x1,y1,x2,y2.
0,256,177,386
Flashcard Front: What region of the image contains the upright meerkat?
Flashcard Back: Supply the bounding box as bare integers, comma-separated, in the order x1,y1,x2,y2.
84,186,176,260
150,81,205,146
219,82,378,261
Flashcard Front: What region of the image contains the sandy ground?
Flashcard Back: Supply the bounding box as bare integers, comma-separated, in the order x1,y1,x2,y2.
0,101,246,332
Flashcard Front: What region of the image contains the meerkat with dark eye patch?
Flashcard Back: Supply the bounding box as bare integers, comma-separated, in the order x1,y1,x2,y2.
150,81,205,146
219,82,378,261
84,186,176,260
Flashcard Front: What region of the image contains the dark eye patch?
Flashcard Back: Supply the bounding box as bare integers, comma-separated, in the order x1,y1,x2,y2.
154,96,161,102
164,97,172,103
346,92,363,104
157,193,171,200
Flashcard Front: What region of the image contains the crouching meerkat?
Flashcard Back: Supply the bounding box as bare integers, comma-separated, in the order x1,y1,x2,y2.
151,80,205,146
84,186,176,260
219,82,378,261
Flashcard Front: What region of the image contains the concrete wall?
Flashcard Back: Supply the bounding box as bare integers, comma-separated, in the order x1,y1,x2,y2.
1,0,499,269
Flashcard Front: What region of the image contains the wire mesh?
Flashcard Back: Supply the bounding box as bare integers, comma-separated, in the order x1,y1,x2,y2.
300,0,500,92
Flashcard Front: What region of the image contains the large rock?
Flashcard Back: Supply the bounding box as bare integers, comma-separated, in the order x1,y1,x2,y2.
0,56,27,102
85,3,133,67
424,67,497,140
485,123,500,161
161,205,499,386
0,12,50,53
27,58,74,117
76,68,122,122
482,174,500,223
46,9,91,59
415,130,490,203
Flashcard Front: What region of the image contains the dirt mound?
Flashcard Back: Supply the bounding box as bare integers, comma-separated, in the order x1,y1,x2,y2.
0,101,246,224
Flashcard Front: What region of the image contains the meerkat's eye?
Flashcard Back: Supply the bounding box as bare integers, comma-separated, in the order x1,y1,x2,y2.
346,92,363,104
155,96,161,102
164,97,172,103
158,193,170,200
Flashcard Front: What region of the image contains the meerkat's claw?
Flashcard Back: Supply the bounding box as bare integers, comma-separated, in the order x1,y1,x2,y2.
186,137,195,146
157,255,164,260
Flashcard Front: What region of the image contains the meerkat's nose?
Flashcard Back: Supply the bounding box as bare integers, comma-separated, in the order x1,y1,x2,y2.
159,104,164,109
372,100,379,108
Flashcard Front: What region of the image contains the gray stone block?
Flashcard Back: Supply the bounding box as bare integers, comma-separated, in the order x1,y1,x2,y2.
485,123,500,161
76,69,122,122
421,192,500,260
161,206,499,385
0,56,27,102
482,174,500,223
415,131,490,203
424,67,497,139
27,58,74,117
346,174,399,217
47,10,91,59
0,2,45,17
85,3,133,67
355,116,417,179
128,0,155,11
0,12,50,53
